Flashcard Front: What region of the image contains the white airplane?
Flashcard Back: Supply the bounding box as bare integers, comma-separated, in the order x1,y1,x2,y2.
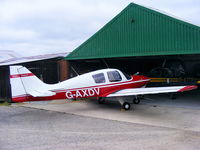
10,66,197,110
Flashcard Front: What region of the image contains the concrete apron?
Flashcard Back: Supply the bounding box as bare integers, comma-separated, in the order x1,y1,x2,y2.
18,99,200,133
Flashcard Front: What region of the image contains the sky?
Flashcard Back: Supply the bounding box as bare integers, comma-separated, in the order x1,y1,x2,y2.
0,0,200,56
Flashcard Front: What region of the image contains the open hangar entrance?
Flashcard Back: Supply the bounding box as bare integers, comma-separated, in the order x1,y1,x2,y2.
21,58,61,84
66,55,200,109
0,66,11,102
68,54,200,86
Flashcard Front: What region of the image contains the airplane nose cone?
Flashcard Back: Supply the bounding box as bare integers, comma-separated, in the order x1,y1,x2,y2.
132,75,150,81
141,75,150,81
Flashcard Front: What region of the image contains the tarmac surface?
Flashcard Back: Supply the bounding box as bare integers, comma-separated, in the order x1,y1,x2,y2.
0,91,200,150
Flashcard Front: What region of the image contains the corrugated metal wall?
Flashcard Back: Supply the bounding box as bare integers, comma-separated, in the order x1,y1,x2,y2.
66,3,200,60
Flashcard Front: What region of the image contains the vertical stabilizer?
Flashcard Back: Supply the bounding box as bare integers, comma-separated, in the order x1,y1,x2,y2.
10,66,27,102
10,65,52,102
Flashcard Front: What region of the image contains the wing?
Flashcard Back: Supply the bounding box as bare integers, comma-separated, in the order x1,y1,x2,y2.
107,85,197,97
27,90,56,97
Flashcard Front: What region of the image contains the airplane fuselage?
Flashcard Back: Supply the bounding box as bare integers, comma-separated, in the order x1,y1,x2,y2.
11,68,149,102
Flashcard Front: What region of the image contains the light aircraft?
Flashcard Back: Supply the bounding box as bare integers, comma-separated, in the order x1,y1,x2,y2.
10,66,197,110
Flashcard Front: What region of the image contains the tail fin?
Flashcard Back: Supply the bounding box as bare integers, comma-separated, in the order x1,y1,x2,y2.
10,65,54,102
10,66,28,102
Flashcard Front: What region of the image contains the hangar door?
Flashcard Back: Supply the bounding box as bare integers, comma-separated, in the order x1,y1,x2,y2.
0,67,11,102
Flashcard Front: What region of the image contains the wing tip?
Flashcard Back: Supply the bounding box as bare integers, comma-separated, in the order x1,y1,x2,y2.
178,85,198,92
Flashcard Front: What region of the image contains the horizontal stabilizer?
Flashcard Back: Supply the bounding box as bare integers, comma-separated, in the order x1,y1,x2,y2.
28,90,56,97
107,85,197,97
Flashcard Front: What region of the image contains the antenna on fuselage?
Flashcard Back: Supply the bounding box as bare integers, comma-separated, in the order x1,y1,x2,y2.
71,66,79,76
134,72,139,75
102,59,109,68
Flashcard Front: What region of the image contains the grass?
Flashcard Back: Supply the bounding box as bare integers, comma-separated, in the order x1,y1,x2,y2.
0,101,11,106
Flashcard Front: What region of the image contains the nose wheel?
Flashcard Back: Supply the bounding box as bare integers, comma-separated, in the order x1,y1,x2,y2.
123,102,131,110
118,98,131,110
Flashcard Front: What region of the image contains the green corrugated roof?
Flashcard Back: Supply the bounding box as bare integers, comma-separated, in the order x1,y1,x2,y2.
65,3,200,60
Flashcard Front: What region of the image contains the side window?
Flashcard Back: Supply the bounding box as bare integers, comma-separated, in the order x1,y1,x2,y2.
107,71,122,82
92,73,106,84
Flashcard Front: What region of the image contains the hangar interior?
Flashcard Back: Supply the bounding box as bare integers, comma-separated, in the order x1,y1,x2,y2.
21,58,60,84
0,66,11,102
69,54,200,86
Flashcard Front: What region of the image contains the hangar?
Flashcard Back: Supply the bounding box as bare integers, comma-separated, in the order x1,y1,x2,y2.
65,3,200,86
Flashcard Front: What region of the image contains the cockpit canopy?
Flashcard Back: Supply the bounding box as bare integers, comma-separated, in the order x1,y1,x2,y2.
92,70,131,84
107,71,122,82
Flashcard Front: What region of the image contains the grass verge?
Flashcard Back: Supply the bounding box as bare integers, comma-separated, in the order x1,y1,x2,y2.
0,101,11,106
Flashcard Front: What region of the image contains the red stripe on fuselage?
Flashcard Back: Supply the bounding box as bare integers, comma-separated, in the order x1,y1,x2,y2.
10,73,34,78
53,81,146,93
12,79,149,103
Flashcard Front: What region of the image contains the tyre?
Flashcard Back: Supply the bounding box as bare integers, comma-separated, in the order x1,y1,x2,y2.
123,102,131,110
133,98,140,104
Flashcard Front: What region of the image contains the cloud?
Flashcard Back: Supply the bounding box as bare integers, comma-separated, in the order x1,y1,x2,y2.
0,27,39,42
0,0,129,56
0,0,199,56
133,0,200,26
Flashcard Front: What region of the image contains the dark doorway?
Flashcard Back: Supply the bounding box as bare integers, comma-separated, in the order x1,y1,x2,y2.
0,66,11,102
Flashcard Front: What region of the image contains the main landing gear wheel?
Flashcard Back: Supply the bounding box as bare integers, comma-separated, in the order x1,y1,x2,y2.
98,97,105,104
133,98,140,104
123,102,131,110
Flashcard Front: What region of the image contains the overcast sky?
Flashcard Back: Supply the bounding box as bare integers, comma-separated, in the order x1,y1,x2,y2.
0,0,199,56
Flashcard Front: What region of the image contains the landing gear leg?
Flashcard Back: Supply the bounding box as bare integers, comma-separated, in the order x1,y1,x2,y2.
118,98,131,110
98,97,105,104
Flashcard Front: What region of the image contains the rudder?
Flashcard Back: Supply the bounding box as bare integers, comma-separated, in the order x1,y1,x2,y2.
10,65,48,102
